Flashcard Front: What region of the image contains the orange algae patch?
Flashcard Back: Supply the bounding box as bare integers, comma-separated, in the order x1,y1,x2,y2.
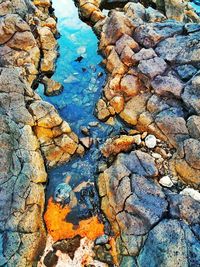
44,197,104,242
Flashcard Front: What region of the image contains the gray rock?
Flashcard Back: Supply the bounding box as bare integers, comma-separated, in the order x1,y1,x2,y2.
116,150,158,177
138,57,167,79
184,139,200,170
138,220,189,267
187,115,200,139
120,256,137,267
175,64,197,80
151,75,183,98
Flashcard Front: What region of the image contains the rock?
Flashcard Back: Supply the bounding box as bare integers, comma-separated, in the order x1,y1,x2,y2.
120,75,141,97
133,48,156,62
42,76,63,96
184,139,200,170
175,64,197,81
52,236,81,259
115,34,139,55
106,48,127,75
80,137,93,149
187,115,200,139
151,75,183,98
101,135,135,157
116,150,158,177
174,158,200,185
100,11,134,48
120,256,137,267
120,45,135,66
145,7,166,22
145,134,157,148
95,235,109,245
137,220,188,267
138,57,167,79
180,188,200,202
159,175,173,187
38,26,57,50
124,2,146,21
116,174,167,235
43,251,58,267
110,96,124,113
80,126,90,136
120,93,150,126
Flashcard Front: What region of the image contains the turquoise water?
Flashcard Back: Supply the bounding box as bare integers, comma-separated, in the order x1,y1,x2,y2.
36,0,126,222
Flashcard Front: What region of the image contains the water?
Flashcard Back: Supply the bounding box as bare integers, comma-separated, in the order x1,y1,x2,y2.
36,0,126,222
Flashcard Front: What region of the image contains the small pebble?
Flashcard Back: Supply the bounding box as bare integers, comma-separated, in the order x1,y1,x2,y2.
145,134,157,148
89,121,99,127
133,134,141,145
95,235,109,245
152,152,162,159
159,175,173,188
141,132,148,139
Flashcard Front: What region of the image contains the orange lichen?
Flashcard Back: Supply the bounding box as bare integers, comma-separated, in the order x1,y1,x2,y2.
44,197,104,242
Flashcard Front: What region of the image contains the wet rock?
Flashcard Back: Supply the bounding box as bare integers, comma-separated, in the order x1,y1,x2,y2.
151,75,183,98
145,134,157,148
138,57,167,79
80,137,93,149
187,115,200,139
42,76,63,96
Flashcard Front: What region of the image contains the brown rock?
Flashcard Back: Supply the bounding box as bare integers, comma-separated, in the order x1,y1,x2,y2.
187,115,200,139
184,139,200,170
120,75,141,97
115,34,139,55
110,96,124,113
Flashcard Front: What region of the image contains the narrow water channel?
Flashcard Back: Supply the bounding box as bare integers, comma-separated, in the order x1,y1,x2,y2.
36,0,125,225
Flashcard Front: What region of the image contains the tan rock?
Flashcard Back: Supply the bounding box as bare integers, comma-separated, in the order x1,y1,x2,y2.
101,135,136,157
54,134,78,155
38,26,57,50
110,96,124,113
175,158,200,185
120,75,141,97
120,93,150,125
106,48,127,75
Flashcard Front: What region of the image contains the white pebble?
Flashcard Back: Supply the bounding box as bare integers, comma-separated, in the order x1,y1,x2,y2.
180,188,200,202
159,176,173,188
152,152,162,159
145,134,157,148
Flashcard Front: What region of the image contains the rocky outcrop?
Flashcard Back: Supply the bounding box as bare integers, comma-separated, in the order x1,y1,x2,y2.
0,1,83,265
78,0,200,186
75,0,200,266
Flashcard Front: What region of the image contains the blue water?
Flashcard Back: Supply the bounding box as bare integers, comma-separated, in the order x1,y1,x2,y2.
36,0,126,213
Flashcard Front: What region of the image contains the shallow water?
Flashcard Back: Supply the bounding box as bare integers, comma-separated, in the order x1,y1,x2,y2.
36,0,126,222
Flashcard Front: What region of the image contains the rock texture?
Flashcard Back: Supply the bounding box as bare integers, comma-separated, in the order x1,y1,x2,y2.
76,0,200,266
78,0,200,186
0,0,81,265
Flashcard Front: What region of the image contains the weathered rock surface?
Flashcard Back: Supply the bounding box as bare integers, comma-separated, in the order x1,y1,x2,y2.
77,0,200,265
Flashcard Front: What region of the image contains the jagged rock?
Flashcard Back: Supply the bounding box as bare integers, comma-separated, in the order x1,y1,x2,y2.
151,75,183,98
184,138,200,170
137,220,194,267
110,95,124,113
100,11,134,48
42,76,63,96
120,75,141,97
120,93,150,125
175,64,197,81
138,57,167,79
115,34,139,55
101,135,136,157
182,73,200,115
187,115,200,139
